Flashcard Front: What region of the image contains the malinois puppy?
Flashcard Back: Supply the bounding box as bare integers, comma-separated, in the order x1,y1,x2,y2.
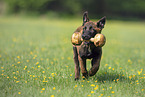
72,11,106,80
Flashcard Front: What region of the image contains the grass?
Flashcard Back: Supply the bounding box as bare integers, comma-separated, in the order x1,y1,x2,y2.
0,16,145,97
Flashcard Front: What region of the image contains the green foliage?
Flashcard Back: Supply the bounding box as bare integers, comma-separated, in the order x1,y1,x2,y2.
3,0,145,18
0,17,145,97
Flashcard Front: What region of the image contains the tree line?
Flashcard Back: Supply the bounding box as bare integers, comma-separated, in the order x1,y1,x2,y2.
3,0,145,19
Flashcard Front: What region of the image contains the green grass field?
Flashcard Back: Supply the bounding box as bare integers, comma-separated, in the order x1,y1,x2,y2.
0,16,145,97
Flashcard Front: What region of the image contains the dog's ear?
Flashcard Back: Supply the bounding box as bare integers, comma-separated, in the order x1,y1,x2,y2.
83,11,89,26
96,16,106,29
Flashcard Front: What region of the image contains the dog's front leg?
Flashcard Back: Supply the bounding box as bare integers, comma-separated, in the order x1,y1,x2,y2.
73,47,80,80
89,53,102,76
78,56,88,79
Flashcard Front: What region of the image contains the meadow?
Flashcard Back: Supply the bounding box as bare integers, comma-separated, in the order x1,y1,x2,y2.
0,16,145,97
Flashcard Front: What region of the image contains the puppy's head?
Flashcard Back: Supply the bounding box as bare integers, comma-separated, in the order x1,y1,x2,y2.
82,11,106,40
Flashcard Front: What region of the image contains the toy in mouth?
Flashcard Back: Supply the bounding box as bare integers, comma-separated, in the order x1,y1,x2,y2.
71,33,106,47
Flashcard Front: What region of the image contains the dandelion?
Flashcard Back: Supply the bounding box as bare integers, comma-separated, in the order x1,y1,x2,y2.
51,95,54,97
42,88,45,90
1,67,4,69
67,57,71,60
16,81,19,83
18,92,21,94
108,67,111,69
101,94,103,96
51,62,54,64
90,84,95,87
17,56,20,59
74,85,77,88
91,91,94,93
94,86,98,90
36,62,39,65
53,87,56,90
30,52,33,55
116,79,119,81
105,64,108,66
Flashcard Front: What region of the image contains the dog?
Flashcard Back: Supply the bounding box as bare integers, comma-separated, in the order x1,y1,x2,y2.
72,11,106,80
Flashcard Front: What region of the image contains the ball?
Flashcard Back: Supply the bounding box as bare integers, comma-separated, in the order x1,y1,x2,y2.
71,32,82,45
94,34,106,47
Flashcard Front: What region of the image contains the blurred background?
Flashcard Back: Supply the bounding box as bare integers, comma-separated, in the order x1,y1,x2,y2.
1,0,145,20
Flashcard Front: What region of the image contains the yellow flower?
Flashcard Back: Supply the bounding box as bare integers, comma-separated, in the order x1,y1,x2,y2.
53,87,56,90
16,81,19,83
90,84,95,87
91,91,94,93
17,56,20,59
108,67,111,69
67,57,71,60
42,88,45,90
36,62,39,65
74,85,77,88
51,95,54,97
116,79,119,81
105,64,108,66
18,92,21,94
